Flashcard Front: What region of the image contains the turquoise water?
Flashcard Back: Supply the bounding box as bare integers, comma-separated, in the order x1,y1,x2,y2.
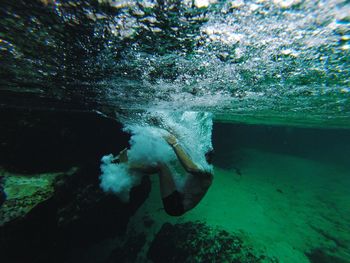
1,0,350,262
1,0,349,128
68,122,350,263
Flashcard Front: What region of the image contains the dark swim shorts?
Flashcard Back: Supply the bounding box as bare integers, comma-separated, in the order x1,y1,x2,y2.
162,190,185,216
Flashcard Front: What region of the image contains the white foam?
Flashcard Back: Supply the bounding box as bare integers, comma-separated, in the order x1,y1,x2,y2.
125,125,176,166
100,154,141,202
100,111,213,202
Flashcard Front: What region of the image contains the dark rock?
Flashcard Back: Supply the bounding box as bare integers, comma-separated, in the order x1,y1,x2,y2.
0,169,151,263
0,108,151,263
0,170,66,226
0,107,130,173
142,215,155,228
306,248,350,263
57,175,151,247
0,176,6,206
148,222,278,263
106,232,147,263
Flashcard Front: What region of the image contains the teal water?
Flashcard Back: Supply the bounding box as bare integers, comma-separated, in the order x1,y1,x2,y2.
110,123,350,263
1,0,350,262
1,0,349,128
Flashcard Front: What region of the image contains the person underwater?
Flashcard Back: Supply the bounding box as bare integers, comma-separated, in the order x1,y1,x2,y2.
109,132,214,216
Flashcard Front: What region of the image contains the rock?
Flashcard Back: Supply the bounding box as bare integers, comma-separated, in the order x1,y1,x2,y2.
148,222,278,263
0,176,6,206
0,169,69,226
0,166,151,263
0,108,151,263
306,248,350,263
105,232,147,263
0,107,131,173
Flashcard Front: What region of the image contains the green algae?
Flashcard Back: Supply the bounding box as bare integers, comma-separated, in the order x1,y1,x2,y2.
0,170,62,226
148,221,278,263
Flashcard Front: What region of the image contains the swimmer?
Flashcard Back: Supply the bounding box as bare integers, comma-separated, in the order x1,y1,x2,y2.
115,133,214,216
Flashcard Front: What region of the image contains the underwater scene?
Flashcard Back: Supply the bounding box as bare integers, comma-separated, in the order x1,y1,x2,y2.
0,0,350,262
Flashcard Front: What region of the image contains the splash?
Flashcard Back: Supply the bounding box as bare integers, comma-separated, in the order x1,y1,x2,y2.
100,156,139,202
100,111,213,201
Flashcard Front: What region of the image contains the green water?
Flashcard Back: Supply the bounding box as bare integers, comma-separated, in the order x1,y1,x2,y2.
1,0,350,128
138,124,350,263
64,123,350,263
1,0,350,262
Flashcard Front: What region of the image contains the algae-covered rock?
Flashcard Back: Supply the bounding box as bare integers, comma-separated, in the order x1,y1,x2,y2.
0,169,71,226
148,222,278,263
0,108,151,262
0,167,151,263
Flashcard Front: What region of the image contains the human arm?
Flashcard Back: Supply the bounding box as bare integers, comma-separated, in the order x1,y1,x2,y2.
164,134,211,178
116,148,159,174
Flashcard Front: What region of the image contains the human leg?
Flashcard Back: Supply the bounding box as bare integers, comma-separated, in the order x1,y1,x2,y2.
158,163,185,216
158,163,176,198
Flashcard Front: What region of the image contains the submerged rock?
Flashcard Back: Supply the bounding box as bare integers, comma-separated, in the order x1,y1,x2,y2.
0,108,151,263
0,169,74,226
105,231,147,263
0,176,6,206
306,248,350,263
148,222,278,263
0,164,151,263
